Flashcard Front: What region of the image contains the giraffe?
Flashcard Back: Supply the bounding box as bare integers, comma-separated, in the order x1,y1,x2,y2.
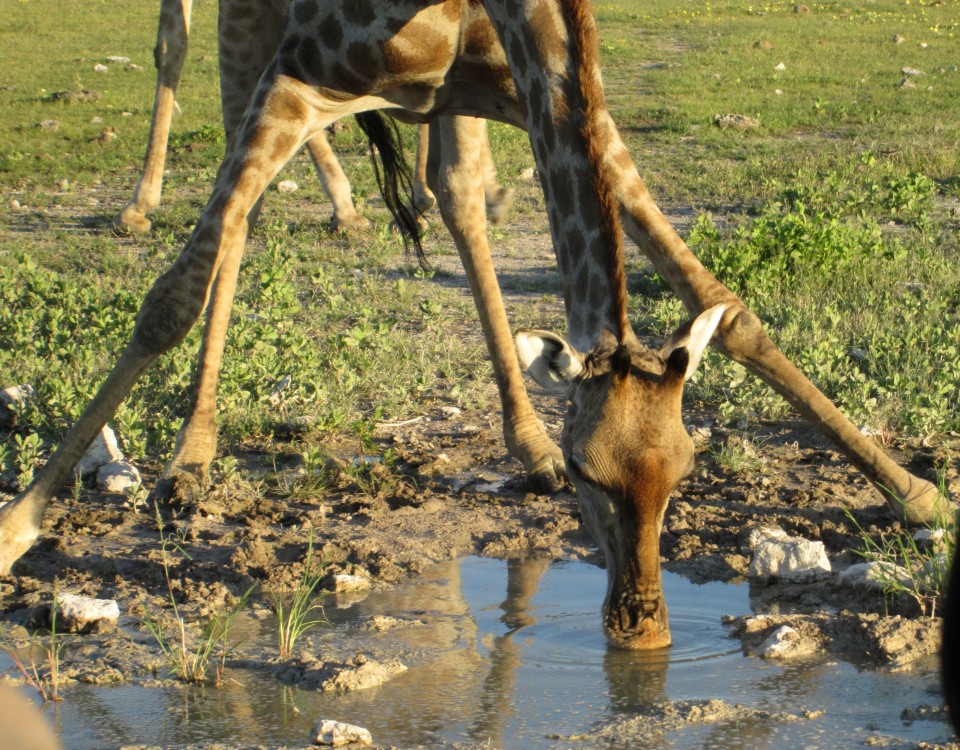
0,0,951,650
113,0,513,234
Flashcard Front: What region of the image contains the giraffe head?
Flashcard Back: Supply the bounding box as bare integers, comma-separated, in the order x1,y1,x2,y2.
516,304,726,649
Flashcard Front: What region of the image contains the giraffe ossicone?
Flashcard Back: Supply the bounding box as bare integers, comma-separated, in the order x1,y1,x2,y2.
0,0,951,652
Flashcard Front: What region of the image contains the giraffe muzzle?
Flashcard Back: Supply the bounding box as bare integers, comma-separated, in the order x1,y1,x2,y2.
604,591,671,650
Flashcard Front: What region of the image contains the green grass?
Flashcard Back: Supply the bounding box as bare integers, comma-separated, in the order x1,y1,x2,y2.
0,0,958,487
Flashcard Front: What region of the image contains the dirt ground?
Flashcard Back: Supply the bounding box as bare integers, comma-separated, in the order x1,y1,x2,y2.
1,196,958,748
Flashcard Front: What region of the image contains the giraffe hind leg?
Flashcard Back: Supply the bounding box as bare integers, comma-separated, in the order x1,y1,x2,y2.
434,116,565,492
114,0,193,233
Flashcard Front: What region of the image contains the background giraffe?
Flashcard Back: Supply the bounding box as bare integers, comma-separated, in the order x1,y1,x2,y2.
114,0,513,234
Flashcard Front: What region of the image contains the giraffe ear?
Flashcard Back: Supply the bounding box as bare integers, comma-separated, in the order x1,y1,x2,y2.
660,303,728,380
515,329,585,394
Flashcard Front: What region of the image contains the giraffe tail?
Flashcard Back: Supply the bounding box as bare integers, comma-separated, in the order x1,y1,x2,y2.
353,112,428,270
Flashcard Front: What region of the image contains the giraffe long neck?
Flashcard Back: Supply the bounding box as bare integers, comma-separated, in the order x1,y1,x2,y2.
482,0,631,352
561,0,631,346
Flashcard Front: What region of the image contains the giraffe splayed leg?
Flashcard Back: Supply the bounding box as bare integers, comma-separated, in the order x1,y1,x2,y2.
1,0,951,650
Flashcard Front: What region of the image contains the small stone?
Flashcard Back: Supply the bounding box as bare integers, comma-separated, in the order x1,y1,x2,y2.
518,166,537,182
893,34,906,44
759,625,803,658
277,179,299,193
837,561,910,590
10,199,20,210
311,719,372,746
95,127,118,143
774,61,786,71
0,384,34,427
901,67,924,77
124,64,144,72
713,113,761,130
792,4,810,13
900,78,917,89
37,119,59,130
748,527,831,582
97,460,141,494
58,178,70,190
39,593,121,634
93,64,109,74
105,56,130,64
774,88,784,95
439,405,462,418
75,425,124,478
919,43,929,50
753,39,773,49
330,574,371,593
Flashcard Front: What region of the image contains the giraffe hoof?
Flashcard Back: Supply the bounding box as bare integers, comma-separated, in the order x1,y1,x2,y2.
113,205,153,234
153,469,208,506
330,213,370,233
526,457,567,495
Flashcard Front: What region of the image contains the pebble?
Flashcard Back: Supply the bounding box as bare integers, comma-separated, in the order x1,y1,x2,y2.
93,63,108,74
713,113,761,130
0,383,34,427
330,574,371,593
312,719,372,746
97,460,141,493
277,179,299,193
748,527,831,582
75,425,124,478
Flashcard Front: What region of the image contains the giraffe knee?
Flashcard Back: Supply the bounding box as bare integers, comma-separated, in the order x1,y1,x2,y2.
131,277,205,356
714,304,773,362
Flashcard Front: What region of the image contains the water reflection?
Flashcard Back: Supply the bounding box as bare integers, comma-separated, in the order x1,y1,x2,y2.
4,556,952,749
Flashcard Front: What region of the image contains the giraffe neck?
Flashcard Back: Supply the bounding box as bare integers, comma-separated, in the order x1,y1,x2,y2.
483,0,630,353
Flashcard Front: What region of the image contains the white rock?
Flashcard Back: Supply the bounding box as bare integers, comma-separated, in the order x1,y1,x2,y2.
105,56,130,64
277,179,299,193
0,384,34,426
311,719,372,746
331,574,370,593
57,593,120,633
93,63,109,74
75,425,124,478
518,167,537,182
837,561,909,590
774,61,786,71
748,527,831,582
759,625,804,659
97,460,141,493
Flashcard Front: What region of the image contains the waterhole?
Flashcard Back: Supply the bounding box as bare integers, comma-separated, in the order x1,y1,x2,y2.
7,557,954,748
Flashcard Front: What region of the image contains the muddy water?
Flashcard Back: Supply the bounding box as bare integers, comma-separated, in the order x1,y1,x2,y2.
12,558,955,749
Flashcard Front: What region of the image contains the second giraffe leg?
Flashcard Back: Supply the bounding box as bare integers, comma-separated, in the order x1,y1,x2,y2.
305,129,369,232
478,123,514,226
114,0,193,233
435,116,565,492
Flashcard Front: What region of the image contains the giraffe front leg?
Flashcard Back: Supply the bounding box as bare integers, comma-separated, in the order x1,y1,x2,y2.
154,73,328,504
114,0,193,233
435,116,565,492
600,117,952,524
305,129,369,233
